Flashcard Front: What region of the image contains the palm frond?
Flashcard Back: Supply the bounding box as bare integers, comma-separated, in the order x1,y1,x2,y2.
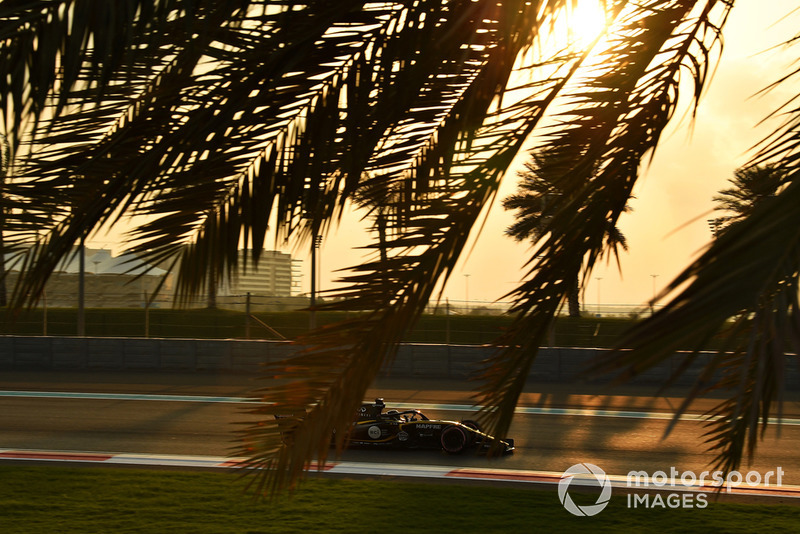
475,0,731,442
589,12,800,472
2,0,590,495
233,1,597,496
592,62,800,472
6,0,798,496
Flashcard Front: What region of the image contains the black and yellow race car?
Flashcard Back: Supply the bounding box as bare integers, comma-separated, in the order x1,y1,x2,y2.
344,398,514,454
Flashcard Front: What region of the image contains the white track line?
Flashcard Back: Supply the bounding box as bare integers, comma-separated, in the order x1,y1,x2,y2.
3,390,800,425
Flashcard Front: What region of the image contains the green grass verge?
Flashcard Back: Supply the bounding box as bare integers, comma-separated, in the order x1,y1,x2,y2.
0,466,798,533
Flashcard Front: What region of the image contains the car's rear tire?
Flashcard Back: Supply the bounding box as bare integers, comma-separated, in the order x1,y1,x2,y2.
440,425,468,454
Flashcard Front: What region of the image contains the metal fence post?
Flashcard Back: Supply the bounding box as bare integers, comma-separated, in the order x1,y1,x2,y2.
144,291,150,338
77,235,85,336
43,290,47,336
445,298,450,345
245,292,251,339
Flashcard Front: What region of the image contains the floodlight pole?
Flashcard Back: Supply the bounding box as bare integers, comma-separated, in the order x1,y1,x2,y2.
464,274,470,314
309,235,322,331
650,274,659,315
595,277,602,316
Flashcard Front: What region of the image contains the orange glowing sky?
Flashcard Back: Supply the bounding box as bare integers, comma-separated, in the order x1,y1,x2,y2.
334,1,799,311
88,2,800,313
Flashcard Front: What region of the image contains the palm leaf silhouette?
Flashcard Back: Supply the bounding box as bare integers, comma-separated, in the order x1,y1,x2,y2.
2,0,799,494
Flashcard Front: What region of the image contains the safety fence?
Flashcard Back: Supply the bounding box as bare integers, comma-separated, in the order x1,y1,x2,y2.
0,306,652,348
0,293,656,347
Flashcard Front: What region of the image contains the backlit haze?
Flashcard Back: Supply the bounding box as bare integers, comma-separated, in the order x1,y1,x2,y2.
89,2,800,313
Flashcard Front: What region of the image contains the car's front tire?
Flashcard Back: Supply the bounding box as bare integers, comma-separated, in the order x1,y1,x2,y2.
440,425,468,454
461,419,482,432
460,419,482,446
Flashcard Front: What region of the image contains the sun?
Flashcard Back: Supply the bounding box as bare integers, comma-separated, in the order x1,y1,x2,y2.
565,0,609,50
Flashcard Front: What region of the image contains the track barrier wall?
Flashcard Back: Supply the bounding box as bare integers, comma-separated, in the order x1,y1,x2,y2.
1,335,798,389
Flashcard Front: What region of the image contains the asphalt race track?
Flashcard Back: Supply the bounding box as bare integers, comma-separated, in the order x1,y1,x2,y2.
2,370,800,493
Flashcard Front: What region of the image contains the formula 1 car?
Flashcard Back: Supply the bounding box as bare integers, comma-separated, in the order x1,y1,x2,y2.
343,398,514,454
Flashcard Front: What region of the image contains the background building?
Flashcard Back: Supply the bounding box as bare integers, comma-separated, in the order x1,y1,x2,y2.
4,248,169,308
219,250,293,297
3,247,305,310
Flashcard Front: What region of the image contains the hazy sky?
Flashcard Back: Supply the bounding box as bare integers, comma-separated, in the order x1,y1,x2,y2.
579,1,800,312
290,2,798,312
90,2,800,312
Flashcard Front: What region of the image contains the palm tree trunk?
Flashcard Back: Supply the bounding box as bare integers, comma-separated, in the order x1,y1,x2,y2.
377,209,390,295
567,275,580,318
207,262,217,309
